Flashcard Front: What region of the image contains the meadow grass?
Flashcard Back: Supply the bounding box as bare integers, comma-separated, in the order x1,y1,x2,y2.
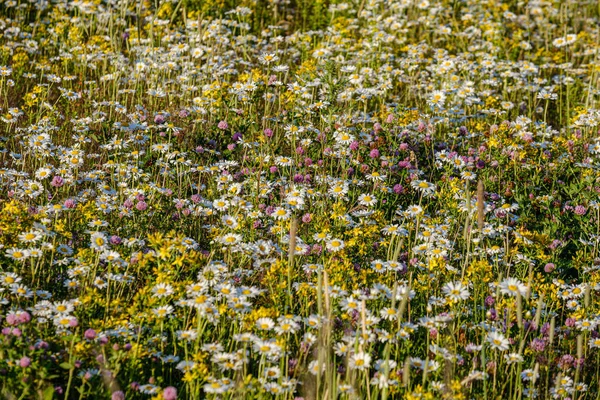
1,0,600,399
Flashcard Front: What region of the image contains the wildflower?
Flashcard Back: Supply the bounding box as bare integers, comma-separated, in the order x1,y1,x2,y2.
259,53,279,65
358,193,377,207
530,338,546,352
11,284,34,298
371,260,387,273
213,198,230,211
382,224,407,236
84,329,97,340
576,319,597,331
6,248,30,261
411,180,436,196
272,207,291,220
504,353,524,364
220,233,242,246
53,315,78,329
275,156,294,167
487,331,510,351
256,317,275,331
176,330,198,342
498,278,528,297
461,170,476,181
176,361,195,373
19,357,31,368
54,301,74,314
442,281,470,301
221,215,239,229
0,66,12,76
575,383,588,392
404,205,424,217
153,305,174,319
340,296,362,314
152,283,175,298
587,336,600,349
203,378,231,394
552,37,567,48
498,203,519,212
264,367,280,380
365,171,386,182
90,232,108,251
574,205,587,215
88,219,108,229
428,90,446,108
111,392,125,400
64,279,79,289
308,360,324,375
349,352,372,370
139,385,160,395
163,386,177,400
521,369,539,381
325,238,345,252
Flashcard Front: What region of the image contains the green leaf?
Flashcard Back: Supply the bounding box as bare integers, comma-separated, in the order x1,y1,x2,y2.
42,386,55,400
59,362,73,370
